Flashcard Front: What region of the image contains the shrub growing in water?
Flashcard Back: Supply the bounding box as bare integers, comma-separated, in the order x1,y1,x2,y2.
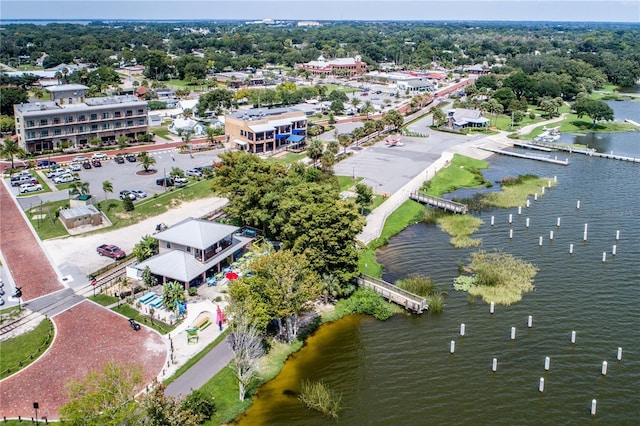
334,288,394,320
299,379,342,419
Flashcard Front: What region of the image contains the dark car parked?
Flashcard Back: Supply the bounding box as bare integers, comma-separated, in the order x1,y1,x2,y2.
156,177,174,187
114,156,125,164
82,161,92,169
37,160,57,167
126,155,137,162
128,318,141,331
92,159,102,167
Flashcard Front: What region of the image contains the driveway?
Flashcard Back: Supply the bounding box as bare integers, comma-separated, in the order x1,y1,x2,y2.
42,197,228,288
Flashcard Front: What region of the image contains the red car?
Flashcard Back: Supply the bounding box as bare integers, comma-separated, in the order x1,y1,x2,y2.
97,244,126,260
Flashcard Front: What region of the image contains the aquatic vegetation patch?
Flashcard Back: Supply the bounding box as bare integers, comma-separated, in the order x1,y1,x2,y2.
436,214,484,248
299,379,342,419
454,251,538,305
483,175,556,208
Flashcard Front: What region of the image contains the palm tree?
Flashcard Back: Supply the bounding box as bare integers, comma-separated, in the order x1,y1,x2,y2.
0,138,25,170
306,139,324,168
321,273,341,304
68,181,90,199
338,133,352,155
138,152,156,173
162,281,186,315
102,180,113,210
169,166,185,178
116,135,129,150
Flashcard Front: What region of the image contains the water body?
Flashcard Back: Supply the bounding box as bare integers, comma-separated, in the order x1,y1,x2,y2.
238,104,640,425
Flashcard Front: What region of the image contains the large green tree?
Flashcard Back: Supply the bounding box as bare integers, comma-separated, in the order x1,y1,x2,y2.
59,361,143,425
573,98,614,127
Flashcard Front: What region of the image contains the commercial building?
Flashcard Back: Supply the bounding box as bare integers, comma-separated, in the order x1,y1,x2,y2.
225,107,307,153
14,84,149,153
298,55,367,76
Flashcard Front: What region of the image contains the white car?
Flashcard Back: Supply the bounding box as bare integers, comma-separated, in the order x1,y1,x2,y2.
47,168,70,178
92,152,108,159
53,173,78,184
130,190,147,199
72,156,90,163
19,183,43,193
174,176,189,184
69,163,82,172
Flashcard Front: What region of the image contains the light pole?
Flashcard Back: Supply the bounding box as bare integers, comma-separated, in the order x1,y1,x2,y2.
33,401,39,423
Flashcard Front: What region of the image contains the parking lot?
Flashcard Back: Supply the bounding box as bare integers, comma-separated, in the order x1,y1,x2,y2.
8,146,227,211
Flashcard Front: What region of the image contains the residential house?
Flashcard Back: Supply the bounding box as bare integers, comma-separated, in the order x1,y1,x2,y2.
225,107,307,153
132,218,254,290
14,84,148,153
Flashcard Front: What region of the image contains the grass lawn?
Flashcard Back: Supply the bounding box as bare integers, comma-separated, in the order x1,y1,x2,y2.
319,83,359,94
358,246,383,277
0,318,54,379
88,293,119,306
151,127,173,140
28,179,216,240
265,152,307,165
483,175,557,208
370,199,424,250
111,303,177,335
336,175,363,191
423,154,489,197
520,114,637,140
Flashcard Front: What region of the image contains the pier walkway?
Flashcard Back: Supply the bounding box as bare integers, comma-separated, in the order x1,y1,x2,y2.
479,146,570,165
527,141,640,163
409,192,468,213
357,275,427,314
513,142,552,152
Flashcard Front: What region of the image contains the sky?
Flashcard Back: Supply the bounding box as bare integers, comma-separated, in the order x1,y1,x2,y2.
1,0,639,23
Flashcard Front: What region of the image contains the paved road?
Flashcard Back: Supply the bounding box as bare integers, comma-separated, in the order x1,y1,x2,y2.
164,335,233,397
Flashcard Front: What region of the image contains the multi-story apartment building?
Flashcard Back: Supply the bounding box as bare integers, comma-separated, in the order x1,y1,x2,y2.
298,55,367,76
14,84,149,153
225,107,307,154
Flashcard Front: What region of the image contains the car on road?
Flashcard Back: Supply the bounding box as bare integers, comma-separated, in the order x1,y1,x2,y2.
128,318,141,331
130,189,147,199
96,244,126,260
92,153,108,159
19,183,43,193
91,159,102,167
53,173,78,184
82,161,92,169
114,156,125,164
72,155,90,163
69,163,82,172
37,160,57,167
185,169,202,177
119,190,136,200
126,155,137,162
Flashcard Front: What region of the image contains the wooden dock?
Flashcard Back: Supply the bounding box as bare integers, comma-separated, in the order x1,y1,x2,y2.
527,141,640,163
357,275,428,314
410,192,468,213
479,146,569,165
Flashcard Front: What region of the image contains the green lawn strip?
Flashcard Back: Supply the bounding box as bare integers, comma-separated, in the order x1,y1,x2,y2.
163,329,231,387
369,199,425,252
520,114,638,140
0,318,54,379
358,246,383,277
29,179,215,240
483,176,556,208
423,154,488,197
150,127,172,140
88,293,119,306
336,175,363,191
265,152,307,165
110,303,176,335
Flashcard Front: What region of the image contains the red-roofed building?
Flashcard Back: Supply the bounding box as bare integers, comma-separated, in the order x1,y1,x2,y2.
299,55,367,76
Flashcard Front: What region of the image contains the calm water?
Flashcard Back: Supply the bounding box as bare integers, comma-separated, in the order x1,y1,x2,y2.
237,104,640,425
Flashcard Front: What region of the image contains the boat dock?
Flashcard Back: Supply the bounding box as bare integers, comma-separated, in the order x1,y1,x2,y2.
357,275,427,314
409,192,468,213
479,146,569,165
527,141,640,163
625,119,640,128
513,142,552,152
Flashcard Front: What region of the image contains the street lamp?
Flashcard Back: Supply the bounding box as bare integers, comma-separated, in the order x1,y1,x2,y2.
33,401,39,423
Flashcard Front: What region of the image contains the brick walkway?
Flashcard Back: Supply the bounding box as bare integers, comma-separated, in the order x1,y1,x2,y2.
0,301,167,420
0,183,63,301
